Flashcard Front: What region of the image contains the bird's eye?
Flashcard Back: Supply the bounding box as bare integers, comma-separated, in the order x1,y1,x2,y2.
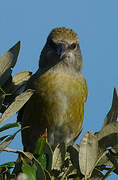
70,43,77,50
49,39,57,49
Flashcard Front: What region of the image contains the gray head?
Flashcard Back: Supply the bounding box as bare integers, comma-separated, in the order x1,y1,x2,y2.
39,27,82,74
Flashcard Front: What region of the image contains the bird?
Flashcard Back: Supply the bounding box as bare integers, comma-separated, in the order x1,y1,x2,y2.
17,27,88,152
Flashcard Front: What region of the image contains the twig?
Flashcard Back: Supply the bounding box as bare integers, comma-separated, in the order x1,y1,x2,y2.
3,147,22,154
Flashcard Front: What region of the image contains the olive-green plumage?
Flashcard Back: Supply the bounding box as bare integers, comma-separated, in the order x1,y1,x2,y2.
18,27,88,152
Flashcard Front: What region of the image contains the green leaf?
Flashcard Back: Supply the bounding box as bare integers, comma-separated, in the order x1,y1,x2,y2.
68,145,79,169
0,161,15,168
22,165,37,180
0,122,20,132
36,162,46,180
37,154,47,169
34,138,46,156
34,138,47,169
44,142,53,172
0,41,21,86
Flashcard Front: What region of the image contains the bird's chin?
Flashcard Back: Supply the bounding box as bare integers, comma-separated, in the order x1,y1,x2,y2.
60,52,75,60
61,52,75,64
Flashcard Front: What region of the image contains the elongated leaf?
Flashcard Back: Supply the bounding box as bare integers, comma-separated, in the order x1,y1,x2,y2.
89,169,104,180
4,71,32,95
79,132,98,178
96,122,118,148
52,143,66,171
0,122,19,132
107,150,118,169
37,154,47,169
68,145,79,169
34,138,46,156
0,89,34,124
0,135,14,153
21,151,34,162
0,94,6,110
102,88,118,128
36,162,46,180
0,135,9,143
0,41,21,86
44,169,51,180
0,161,15,167
96,150,110,166
44,142,53,172
12,71,32,87
0,128,21,153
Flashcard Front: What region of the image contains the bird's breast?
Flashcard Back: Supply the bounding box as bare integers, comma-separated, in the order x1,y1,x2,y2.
22,70,88,148
31,71,88,130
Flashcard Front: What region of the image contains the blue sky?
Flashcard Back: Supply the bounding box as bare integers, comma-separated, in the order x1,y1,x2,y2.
0,1,118,179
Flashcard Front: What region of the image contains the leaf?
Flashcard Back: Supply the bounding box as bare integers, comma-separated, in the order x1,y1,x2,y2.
66,166,78,178
44,142,53,172
102,88,118,128
107,150,118,169
0,41,21,86
52,143,66,171
0,135,9,143
4,71,32,95
34,138,46,156
22,166,37,180
96,150,110,166
16,173,29,180
12,71,32,87
102,166,116,180
0,135,14,153
0,89,34,124
68,145,79,169
21,151,34,162
0,161,15,168
44,169,51,180
89,169,104,180
0,94,6,110
36,162,46,180
37,154,47,170
0,128,23,153
0,122,19,132
34,138,47,169
96,122,118,148
79,132,98,178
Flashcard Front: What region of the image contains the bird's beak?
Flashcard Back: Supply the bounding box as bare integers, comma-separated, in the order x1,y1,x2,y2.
56,44,67,59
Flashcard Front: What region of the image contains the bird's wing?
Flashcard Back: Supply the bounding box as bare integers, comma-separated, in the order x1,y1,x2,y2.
17,69,40,124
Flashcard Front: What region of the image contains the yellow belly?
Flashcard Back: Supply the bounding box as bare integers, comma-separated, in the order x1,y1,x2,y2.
21,71,88,150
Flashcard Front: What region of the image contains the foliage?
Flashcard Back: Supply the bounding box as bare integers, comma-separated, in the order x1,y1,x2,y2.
0,42,118,180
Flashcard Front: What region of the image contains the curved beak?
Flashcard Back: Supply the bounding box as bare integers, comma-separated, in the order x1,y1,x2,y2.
56,44,67,58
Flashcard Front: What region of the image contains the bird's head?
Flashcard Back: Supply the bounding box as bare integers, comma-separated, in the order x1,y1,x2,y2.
39,27,82,74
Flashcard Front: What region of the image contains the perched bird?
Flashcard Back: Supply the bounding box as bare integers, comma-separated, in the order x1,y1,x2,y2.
18,27,88,152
